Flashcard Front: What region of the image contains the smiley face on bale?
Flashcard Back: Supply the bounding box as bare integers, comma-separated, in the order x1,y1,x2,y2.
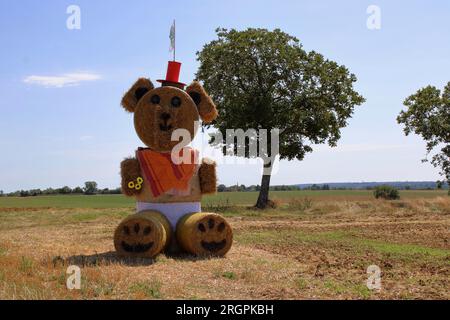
121,78,218,152
176,213,233,256
114,211,171,258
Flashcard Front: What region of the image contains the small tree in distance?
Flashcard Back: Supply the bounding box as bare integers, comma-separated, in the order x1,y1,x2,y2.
374,185,400,200
59,186,72,194
72,186,84,194
196,28,365,208
83,181,98,195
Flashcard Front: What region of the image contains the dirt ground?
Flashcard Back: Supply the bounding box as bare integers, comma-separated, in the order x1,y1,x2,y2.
0,197,449,299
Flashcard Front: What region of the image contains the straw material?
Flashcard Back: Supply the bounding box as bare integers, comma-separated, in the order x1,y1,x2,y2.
114,210,172,258
176,212,232,256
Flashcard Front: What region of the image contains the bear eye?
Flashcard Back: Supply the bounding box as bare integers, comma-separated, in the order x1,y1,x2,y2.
150,94,160,104
171,96,181,108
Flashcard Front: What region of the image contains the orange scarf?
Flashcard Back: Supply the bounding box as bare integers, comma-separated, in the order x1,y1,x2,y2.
136,147,197,197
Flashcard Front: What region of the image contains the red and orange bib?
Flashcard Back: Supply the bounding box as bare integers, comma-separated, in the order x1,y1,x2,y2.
136,147,198,197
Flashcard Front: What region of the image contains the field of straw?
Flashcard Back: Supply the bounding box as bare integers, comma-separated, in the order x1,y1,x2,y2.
0,191,449,299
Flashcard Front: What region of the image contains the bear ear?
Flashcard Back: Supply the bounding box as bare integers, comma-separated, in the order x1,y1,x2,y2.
186,81,218,123
121,78,154,112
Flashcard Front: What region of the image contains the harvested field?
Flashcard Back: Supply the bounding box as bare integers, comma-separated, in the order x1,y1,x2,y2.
0,192,448,299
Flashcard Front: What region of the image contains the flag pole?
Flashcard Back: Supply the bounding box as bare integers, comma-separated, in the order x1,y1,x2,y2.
173,19,176,61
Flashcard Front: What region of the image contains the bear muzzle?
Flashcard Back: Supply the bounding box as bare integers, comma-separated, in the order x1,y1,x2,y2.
159,112,173,132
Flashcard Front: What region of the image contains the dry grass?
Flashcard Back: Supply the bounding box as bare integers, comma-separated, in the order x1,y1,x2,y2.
0,196,448,299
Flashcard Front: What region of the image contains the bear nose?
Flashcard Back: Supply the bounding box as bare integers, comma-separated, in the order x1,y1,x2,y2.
160,112,171,121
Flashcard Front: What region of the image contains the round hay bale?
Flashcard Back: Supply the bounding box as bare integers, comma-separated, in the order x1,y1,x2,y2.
176,212,232,256
114,210,171,258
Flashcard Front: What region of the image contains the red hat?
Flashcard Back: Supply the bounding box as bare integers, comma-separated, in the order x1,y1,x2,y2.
157,61,186,89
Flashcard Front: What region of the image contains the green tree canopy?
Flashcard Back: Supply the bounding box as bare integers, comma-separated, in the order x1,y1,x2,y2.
72,186,84,194
196,28,365,208
397,82,450,190
83,181,98,195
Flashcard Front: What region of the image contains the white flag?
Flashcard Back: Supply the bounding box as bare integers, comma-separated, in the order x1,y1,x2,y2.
169,20,175,52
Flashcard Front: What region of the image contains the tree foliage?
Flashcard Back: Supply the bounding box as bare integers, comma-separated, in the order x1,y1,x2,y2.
397,82,450,188
374,185,400,200
83,181,98,195
196,28,365,207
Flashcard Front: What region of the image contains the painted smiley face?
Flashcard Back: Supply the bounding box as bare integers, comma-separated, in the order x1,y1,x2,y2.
197,218,229,253
177,213,233,257
120,223,154,253
114,212,170,258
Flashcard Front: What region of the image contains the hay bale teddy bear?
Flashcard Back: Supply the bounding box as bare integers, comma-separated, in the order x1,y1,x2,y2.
114,61,233,258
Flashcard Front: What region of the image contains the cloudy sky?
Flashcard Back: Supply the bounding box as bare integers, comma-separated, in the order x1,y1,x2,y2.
0,0,449,192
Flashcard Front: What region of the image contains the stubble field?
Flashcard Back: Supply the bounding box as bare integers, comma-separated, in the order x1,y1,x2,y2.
0,190,448,299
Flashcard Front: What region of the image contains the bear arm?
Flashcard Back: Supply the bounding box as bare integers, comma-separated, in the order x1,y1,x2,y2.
198,158,217,195
120,157,143,197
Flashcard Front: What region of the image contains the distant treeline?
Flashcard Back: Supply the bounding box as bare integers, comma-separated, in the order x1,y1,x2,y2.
219,181,448,192
296,181,449,190
218,184,329,192
0,181,121,197
217,181,448,192
1,181,447,197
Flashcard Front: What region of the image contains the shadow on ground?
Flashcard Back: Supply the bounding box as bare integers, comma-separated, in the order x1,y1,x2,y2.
52,251,223,267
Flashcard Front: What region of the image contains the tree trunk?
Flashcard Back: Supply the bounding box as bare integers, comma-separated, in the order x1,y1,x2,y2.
255,163,273,209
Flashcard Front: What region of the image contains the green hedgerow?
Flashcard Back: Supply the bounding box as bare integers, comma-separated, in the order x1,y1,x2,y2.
374,185,400,200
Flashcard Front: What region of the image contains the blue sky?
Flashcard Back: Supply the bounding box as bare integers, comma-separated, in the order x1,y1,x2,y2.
0,0,449,192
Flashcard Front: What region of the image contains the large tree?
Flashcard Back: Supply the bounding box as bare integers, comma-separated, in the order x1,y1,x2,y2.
397,82,450,192
196,28,365,208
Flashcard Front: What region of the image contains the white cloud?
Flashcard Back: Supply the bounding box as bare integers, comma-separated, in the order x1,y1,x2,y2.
23,72,101,88
79,135,93,141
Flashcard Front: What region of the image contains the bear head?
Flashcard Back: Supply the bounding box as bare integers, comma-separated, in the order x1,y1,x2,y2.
121,78,217,152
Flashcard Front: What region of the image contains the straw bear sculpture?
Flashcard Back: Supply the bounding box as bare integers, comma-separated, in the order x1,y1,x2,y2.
114,62,233,258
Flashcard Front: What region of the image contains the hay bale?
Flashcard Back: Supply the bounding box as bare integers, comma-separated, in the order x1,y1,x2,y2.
114,210,171,258
176,212,232,256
